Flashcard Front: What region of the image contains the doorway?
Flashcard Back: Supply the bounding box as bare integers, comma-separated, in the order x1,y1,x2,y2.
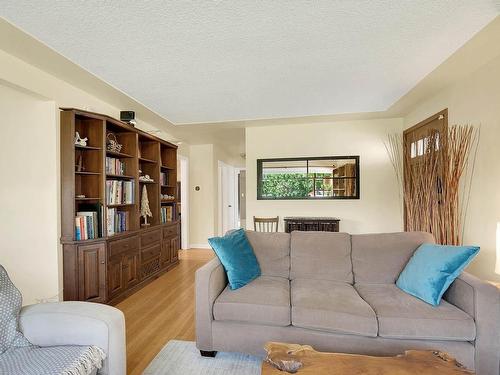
218,161,241,235
178,155,189,249
238,170,246,229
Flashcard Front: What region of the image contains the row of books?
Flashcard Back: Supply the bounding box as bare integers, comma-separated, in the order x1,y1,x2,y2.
106,180,135,205
160,172,169,186
107,208,130,236
160,206,173,223
105,157,126,175
75,203,104,240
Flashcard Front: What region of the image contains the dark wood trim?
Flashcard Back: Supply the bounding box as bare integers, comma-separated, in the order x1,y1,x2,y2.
60,107,178,148
257,155,360,200
403,108,448,136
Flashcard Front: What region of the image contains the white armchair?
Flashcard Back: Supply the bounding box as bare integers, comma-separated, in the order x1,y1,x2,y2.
18,301,126,375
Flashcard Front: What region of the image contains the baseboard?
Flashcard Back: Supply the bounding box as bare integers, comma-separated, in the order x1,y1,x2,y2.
190,243,211,249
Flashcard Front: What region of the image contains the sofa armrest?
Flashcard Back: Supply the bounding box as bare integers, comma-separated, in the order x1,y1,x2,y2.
195,257,227,351
444,272,500,375
19,301,126,375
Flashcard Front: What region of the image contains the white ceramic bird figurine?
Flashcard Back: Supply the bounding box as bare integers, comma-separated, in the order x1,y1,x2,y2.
74,131,88,147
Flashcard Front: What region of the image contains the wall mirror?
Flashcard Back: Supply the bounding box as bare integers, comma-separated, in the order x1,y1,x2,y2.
257,156,359,200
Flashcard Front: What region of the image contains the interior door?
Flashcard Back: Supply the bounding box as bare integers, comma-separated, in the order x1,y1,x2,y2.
220,162,236,235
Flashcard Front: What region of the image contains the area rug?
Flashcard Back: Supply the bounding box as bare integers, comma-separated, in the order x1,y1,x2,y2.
143,340,262,375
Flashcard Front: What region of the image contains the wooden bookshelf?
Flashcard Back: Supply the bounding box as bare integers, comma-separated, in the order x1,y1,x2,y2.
60,108,180,305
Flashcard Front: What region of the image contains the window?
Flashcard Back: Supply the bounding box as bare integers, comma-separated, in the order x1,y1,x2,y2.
257,156,359,200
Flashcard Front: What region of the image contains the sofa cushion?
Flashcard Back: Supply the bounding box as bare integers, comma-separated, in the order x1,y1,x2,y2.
290,232,353,283
396,243,479,306
356,283,476,341
213,276,290,326
0,265,31,354
291,279,377,337
208,228,261,290
246,231,290,278
351,232,435,284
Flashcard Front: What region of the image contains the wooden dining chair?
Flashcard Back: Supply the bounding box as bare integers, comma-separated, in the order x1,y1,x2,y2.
253,216,279,232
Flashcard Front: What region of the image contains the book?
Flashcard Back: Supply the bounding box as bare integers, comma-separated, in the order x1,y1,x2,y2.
160,205,174,223
76,210,99,240
75,217,81,240
160,172,169,186
106,207,130,236
78,203,103,237
105,157,126,175
106,180,135,205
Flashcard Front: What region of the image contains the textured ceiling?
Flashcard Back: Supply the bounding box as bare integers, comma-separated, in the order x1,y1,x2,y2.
1,1,499,124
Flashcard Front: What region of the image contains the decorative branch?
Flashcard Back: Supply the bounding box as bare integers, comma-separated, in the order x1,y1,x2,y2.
386,125,479,245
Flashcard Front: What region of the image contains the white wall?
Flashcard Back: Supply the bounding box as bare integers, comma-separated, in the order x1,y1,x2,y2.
405,52,500,282
246,118,404,233
0,83,58,304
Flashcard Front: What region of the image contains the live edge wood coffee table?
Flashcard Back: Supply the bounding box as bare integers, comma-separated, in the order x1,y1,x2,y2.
262,342,474,375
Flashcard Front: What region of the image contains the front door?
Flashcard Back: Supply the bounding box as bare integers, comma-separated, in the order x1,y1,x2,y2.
403,109,448,231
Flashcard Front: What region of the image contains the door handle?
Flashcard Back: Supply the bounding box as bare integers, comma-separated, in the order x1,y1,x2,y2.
228,205,232,207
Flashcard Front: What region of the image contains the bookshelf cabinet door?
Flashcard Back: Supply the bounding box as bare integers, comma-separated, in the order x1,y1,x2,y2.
77,243,106,303
161,241,171,267
123,251,139,288
108,256,125,298
170,236,179,262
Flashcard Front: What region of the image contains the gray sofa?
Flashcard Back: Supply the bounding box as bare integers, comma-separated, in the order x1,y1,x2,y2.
196,231,500,375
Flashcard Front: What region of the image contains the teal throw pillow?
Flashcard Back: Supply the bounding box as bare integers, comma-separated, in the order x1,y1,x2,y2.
208,229,261,290
396,243,479,306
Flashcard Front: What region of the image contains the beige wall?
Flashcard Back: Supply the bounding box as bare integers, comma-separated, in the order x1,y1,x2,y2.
188,142,244,247
0,83,58,305
189,144,215,247
404,52,500,282
245,118,404,233
0,49,184,303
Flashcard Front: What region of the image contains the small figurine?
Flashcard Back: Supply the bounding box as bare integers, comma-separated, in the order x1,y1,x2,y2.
74,132,88,147
140,185,152,227
139,174,154,182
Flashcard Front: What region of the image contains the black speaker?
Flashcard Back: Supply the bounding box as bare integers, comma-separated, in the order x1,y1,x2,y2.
120,111,135,123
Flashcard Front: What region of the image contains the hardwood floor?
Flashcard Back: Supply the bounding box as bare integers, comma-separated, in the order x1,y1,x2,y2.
116,249,214,375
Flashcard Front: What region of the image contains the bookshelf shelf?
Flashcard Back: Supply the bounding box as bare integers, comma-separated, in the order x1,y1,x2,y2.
161,165,174,170
106,150,133,158
139,180,157,184
76,171,101,175
107,203,135,208
139,157,157,164
106,174,135,180
75,197,101,201
76,145,101,150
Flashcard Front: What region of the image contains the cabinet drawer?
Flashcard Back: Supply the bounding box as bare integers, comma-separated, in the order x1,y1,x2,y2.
141,229,161,248
108,235,139,259
163,224,178,239
141,243,161,263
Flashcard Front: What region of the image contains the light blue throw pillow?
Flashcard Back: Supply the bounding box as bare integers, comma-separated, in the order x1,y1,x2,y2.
396,243,479,306
208,229,261,290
